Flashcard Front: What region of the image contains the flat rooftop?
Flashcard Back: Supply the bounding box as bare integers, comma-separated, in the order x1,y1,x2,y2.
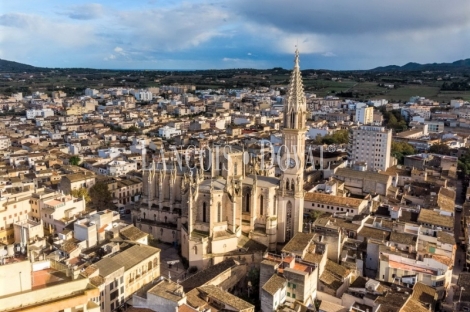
32,267,70,290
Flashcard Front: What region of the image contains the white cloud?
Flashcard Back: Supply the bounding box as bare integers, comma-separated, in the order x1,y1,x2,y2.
65,3,103,20
223,57,241,62
322,52,336,57
115,3,232,52
2,0,470,69
0,13,97,63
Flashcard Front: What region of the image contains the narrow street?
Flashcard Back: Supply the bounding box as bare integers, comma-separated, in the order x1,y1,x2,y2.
444,180,466,310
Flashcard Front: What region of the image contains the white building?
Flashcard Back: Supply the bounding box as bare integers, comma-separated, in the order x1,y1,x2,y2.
349,126,392,171
26,108,54,119
106,160,137,177
368,99,388,107
133,90,153,101
158,126,181,139
85,88,99,97
355,106,374,125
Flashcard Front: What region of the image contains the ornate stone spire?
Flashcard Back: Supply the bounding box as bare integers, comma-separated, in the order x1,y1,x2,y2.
284,48,307,129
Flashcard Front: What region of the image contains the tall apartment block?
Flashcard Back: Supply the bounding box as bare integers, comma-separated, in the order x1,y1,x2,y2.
355,106,374,125
349,126,392,171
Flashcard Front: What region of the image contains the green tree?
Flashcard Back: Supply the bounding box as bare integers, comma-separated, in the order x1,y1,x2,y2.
70,187,91,203
319,129,349,145
391,141,416,164
89,182,114,210
126,125,140,133
69,155,81,166
428,143,451,155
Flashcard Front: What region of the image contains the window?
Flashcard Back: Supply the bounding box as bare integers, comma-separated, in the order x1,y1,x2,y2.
293,284,296,289
292,294,296,299
218,202,222,222
202,202,207,223
287,292,290,297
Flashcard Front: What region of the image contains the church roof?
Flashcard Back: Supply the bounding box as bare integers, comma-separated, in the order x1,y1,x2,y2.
198,177,226,191
243,174,279,188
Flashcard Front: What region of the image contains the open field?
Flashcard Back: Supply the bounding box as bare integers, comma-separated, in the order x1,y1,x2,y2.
302,79,356,96
1,67,470,102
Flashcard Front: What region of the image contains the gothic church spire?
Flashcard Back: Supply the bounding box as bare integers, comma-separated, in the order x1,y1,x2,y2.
284,48,307,129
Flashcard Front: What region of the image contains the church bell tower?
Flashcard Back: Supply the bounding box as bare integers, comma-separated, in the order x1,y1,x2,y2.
278,48,307,242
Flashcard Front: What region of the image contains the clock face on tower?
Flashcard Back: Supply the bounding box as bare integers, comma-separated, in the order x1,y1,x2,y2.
284,158,296,169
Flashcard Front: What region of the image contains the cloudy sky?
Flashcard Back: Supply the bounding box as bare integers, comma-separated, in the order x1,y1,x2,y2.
1,0,470,70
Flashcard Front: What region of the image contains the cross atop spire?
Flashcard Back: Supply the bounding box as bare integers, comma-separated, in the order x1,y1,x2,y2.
294,46,300,69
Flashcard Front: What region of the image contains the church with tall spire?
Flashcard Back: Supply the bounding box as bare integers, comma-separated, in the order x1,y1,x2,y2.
139,49,308,269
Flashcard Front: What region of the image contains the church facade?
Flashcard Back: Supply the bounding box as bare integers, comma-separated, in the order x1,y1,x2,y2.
139,50,308,269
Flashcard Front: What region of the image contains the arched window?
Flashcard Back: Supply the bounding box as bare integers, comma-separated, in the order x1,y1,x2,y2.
259,195,264,216
148,261,152,270
143,212,146,219
245,192,251,213
219,162,223,175
218,202,222,222
291,112,295,128
291,179,295,191
203,202,207,222
285,179,289,191
193,246,197,255
234,162,238,176
286,201,293,241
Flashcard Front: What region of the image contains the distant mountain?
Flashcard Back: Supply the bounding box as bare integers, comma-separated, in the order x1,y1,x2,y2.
2,57,470,73
372,59,470,72
0,59,45,72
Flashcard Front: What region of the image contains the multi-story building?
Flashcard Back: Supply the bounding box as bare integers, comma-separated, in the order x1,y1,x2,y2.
304,192,369,216
26,108,54,119
0,135,10,150
259,232,326,311
355,106,374,125
85,88,99,97
87,244,161,311
349,125,392,171
0,196,32,244
133,90,153,101
32,190,87,234
424,120,444,133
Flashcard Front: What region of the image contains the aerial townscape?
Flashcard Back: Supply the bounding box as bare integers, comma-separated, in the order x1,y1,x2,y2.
2,2,470,312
